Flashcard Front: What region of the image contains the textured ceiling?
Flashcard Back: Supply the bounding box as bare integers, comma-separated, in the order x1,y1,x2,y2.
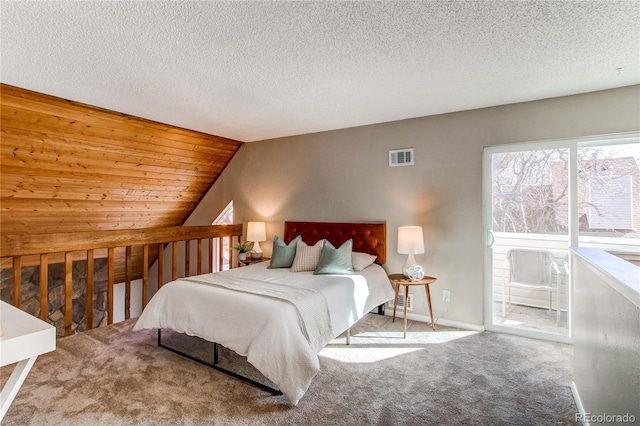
2,1,638,142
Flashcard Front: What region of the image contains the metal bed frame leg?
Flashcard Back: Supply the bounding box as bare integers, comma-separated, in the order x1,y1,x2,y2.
344,303,384,346
157,329,282,396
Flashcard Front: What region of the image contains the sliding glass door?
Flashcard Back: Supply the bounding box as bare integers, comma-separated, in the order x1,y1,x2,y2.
483,134,639,342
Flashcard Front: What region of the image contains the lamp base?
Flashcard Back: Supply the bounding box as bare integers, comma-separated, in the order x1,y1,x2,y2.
402,254,417,278
250,241,263,260
250,251,263,260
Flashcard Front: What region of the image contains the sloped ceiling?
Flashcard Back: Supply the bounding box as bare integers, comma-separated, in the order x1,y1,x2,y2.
1,84,242,236
1,1,638,143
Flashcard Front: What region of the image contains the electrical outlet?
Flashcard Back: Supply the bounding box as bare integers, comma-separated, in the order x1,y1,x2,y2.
443,290,451,302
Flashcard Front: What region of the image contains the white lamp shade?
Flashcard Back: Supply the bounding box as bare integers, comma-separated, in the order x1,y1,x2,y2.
397,226,425,255
246,221,267,242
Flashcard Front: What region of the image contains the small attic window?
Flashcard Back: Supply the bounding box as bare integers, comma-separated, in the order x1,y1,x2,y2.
213,200,233,225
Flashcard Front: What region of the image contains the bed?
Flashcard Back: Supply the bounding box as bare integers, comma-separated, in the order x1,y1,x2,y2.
134,221,394,405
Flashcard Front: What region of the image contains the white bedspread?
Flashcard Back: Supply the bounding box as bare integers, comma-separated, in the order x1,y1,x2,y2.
133,262,394,405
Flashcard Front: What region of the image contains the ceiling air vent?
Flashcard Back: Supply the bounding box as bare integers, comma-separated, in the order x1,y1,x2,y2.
389,148,414,167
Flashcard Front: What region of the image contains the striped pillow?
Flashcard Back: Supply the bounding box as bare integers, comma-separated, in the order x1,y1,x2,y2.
290,240,323,272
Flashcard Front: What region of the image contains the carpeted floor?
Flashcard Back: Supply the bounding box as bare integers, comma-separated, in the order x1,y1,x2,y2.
1,314,578,425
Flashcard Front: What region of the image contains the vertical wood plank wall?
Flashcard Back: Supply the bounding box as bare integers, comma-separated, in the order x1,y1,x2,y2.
1,83,243,284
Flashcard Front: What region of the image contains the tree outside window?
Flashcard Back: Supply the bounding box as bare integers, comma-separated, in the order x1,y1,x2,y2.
492,143,640,238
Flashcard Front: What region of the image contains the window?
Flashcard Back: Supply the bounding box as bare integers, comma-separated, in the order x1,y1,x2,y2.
578,143,639,238
213,201,233,225
484,133,639,340
212,201,233,270
588,176,633,230
491,141,640,238
491,149,568,235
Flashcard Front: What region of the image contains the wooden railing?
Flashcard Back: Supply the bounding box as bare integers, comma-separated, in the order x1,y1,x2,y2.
0,224,242,336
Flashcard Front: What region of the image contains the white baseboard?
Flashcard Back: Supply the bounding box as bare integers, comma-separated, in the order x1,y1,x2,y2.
571,381,587,426
436,317,485,332
385,311,485,332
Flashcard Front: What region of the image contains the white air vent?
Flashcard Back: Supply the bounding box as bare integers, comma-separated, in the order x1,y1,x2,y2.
388,293,413,311
389,148,414,167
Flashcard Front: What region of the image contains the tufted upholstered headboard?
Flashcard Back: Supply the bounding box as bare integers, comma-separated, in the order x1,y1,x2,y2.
283,221,386,264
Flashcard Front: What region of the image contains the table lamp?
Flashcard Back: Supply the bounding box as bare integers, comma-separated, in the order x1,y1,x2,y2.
398,226,425,278
247,221,267,259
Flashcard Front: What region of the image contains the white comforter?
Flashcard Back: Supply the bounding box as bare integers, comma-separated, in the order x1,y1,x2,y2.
134,262,395,405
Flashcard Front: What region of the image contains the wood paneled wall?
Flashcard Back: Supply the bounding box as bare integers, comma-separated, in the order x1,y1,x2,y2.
1,84,243,280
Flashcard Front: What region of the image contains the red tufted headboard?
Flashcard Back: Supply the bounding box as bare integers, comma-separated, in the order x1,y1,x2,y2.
283,221,386,264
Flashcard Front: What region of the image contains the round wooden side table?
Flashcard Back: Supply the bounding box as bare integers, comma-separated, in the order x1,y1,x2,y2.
388,273,437,338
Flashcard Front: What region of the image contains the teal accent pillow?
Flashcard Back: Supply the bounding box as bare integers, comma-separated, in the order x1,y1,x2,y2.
268,235,301,268
314,239,355,275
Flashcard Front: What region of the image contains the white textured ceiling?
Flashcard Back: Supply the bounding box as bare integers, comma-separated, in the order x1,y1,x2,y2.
2,1,639,142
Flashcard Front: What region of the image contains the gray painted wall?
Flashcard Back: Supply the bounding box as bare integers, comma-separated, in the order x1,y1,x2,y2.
186,85,640,326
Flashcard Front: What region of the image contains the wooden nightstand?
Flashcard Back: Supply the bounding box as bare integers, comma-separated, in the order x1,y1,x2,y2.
238,257,270,267
388,273,437,338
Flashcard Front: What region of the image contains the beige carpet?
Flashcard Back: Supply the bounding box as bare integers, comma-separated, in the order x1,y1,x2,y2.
1,314,578,425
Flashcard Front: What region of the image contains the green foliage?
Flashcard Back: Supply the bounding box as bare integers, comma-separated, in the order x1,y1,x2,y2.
232,242,253,253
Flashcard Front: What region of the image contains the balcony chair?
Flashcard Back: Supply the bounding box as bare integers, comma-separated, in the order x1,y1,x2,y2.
501,248,561,324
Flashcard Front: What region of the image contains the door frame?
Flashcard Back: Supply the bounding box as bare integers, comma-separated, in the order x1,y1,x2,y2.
482,132,639,344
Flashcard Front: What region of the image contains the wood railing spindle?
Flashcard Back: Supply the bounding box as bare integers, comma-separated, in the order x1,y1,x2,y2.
157,243,164,289
39,253,48,322
0,225,242,336
86,250,94,330
218,238,223,271
185,240,191,277
142,244,149,309
197,239,203,276
107,247,115,325
64,251,73,336
208,238,214,273
12,255,21,307
172,241,178,281
125,245,132,320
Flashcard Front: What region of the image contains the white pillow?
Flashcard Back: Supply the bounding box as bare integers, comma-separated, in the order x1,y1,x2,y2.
291,240,323,272
352,252,377,271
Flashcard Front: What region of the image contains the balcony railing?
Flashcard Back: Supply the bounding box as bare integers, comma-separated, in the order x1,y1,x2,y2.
0,225,242,337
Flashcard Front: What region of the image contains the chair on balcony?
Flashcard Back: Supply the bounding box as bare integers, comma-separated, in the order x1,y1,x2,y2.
501,248,561,324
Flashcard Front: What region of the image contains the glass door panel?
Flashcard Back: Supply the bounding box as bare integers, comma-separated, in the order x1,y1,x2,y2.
485,136,639,341
486,148,570,338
